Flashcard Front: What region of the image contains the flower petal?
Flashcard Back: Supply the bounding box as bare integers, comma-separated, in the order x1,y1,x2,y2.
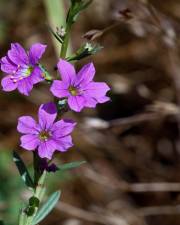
96,96,110,103
17,78,33,96
1,76,18,91
83,95,97,108
83,95,110,107
29,43,47,65
67,95,85,112
84,82,110,100
52,119,76,138
55,135,73,152
38,102,57,130
38,140,56,159
17,116,38,134
8,43,28,66
76,62,95,86
1,56,17,73
30,66,44,84
20,134,39,150
50,80,70,98
57,59,76,84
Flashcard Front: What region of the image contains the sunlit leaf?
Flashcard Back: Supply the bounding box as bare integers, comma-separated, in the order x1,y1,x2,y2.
32,191,61,225
58,161,86,171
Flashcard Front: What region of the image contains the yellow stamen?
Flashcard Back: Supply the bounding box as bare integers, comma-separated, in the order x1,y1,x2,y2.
39,131,50,141
69,86,78,96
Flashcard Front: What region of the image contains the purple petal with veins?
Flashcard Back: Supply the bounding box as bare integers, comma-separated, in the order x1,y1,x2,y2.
0,42,46,96
50,59,110,112
17,102,76,160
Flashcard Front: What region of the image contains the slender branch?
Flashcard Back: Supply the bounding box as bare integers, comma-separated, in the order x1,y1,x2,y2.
33,151,41,186
60,25,71,58
83,168,180,192
56,201,130,225
18,168,47,225
138,205,180,216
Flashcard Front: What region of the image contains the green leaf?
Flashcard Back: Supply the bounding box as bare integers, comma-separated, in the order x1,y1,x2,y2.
13,151,34,188
68,0,93,24
58,161,86,171
79,0,93,11
47,26,63,44
32,191,61,225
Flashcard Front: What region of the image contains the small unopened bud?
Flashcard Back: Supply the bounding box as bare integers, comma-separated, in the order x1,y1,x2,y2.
67,43,103,61
84,43,93,51
56,26,66,38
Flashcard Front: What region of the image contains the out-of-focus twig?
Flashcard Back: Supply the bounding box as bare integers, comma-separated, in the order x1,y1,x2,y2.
138,205,180,216
93,38,157,65
56,201,130,225
109,101,180,128
109,112,158,128
83,167,180,192
162,47,180,153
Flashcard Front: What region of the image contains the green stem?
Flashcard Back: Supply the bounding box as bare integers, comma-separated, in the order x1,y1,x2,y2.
43,0,66,57
19,211,27,225
60,25,71,58
18,153,47,225
33,152,41,186
34,171,47,202
21,171,47,225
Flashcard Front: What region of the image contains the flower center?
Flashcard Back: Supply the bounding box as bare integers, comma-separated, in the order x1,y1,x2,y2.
10,65,33,83
23,67,33,77
68,86,78,96
39,131,50,141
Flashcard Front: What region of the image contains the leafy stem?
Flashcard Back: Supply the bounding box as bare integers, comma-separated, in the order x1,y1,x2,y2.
33,152,42,186
19,170,47,225
60,24,71,58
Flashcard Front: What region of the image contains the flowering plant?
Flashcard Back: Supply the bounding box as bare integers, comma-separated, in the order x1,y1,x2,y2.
0,1,110,225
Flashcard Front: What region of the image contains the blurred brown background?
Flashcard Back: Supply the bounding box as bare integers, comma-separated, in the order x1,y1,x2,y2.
1,0,180,225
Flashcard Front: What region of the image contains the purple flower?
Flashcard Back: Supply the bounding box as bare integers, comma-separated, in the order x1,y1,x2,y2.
50,59,110,112
1,43,46,96
17,102,76,159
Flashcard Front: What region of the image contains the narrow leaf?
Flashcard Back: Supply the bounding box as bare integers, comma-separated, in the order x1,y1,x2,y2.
80,0,93,11
43,0,72,57
58,161,86,171
47,26,63,44
32,191,61,225
13,151,34,188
